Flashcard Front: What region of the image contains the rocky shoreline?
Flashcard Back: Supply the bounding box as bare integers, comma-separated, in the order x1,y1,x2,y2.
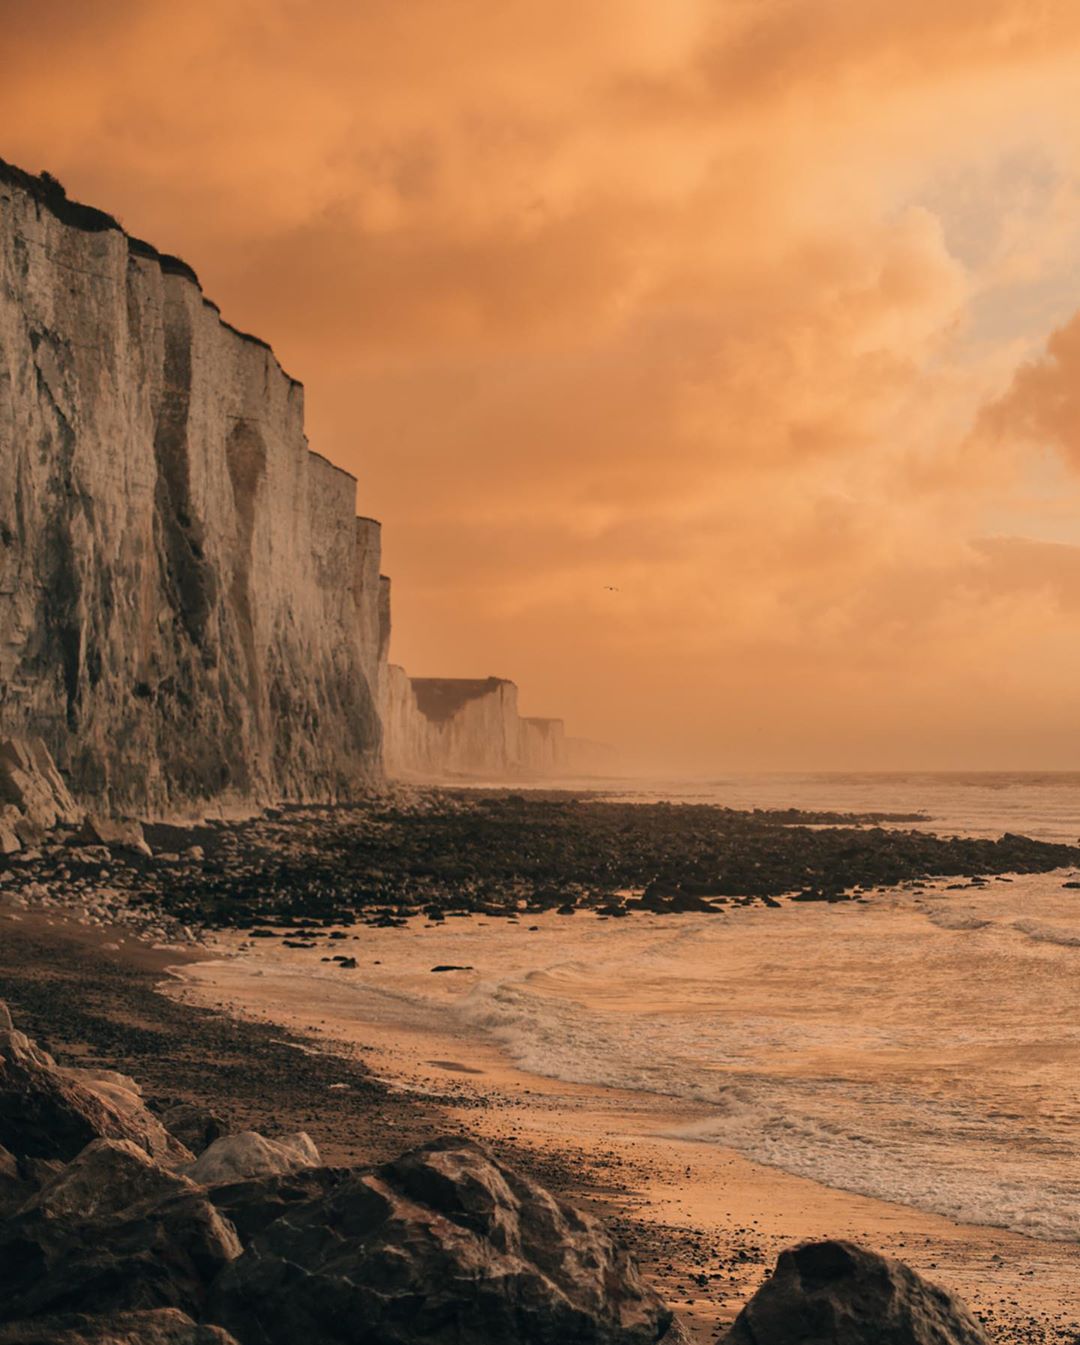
3,781,1080,1342
0,917,1005,1344
3,786,1079,943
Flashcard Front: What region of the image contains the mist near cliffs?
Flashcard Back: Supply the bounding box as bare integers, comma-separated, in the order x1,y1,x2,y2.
8,2,1080,771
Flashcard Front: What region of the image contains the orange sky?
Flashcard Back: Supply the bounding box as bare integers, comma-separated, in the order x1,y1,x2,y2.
7,0,1080,771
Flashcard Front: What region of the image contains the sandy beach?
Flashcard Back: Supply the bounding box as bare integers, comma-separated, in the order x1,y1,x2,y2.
168,916,1080,1345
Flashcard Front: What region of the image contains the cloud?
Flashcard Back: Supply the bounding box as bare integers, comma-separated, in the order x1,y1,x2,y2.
5,0,1080,767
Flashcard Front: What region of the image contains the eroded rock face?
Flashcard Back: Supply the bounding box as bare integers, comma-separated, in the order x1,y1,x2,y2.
0,161,383,814
0,1309,240,1345
207,1136,675,1345
721,1241,989,1345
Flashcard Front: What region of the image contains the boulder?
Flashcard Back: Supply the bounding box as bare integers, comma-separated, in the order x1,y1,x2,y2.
152,1102,229,1158
76,817,151,859
0,1022,190,1165
207,1136,675,1345
0,1309,239,1344
27,1139,196,1223
183,1132,319,1187
0,738,81,832
0,1179,242,1322
206,1167,349,1245
721,1241,989,1345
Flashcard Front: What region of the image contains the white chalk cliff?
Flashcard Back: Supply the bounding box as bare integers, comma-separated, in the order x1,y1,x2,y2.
381,667,615,780
0,162,385,812
0,160,613,810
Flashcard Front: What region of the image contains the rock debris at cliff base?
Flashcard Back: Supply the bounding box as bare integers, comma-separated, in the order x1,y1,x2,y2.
1,789,1078,939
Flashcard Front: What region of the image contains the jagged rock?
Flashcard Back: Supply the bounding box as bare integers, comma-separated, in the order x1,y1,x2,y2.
152,1102,229,1157
207,1136,675,1345
0,1177,242,1322
0,1000,12,1030
0,739,81,833
27,1139,196,1222
0,1309,239,1345
183,1132,320,1187
0,1021,189,1164
720,1241,989,1345
206,1167,349,1245
76,818,151,859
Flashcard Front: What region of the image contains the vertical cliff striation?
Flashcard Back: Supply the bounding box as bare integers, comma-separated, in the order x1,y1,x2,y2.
0,162,383,813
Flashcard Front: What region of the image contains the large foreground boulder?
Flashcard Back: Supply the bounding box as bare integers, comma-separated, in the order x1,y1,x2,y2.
0,1309,239,1344
0,1152,242,1322
207,1136,676,1345
0,1017,189,1166
721,1241,989,1345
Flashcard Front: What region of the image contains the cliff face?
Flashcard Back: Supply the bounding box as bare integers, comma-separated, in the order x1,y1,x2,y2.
0,163,383,813
382,670,608,780
383,670,523,778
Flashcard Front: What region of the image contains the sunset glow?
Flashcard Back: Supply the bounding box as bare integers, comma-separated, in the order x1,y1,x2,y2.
8,0,1080,768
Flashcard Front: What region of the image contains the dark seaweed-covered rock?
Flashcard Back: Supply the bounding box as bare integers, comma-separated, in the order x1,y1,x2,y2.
207,1136,676,1345
721,1240,988,1345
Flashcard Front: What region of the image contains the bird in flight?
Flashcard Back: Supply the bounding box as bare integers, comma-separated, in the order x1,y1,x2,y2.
604,585,619,592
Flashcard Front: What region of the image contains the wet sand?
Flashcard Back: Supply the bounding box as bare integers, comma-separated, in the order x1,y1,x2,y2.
170,933,1080,1345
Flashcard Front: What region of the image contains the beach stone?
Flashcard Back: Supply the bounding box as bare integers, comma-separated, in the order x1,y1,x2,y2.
0,1179,242,1322
206,1136,675,1345
0,1309,239,1345
0,1021,188,1164
183,1131,320,1186
721,1240,989,1345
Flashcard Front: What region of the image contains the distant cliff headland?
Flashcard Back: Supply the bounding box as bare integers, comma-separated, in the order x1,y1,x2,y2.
0,160,610,815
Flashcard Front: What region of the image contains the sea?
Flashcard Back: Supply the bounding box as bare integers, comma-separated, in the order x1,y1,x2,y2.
280,773,1080,1241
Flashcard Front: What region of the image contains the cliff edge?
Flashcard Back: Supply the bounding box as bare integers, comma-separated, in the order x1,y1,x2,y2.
0,161,384,812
